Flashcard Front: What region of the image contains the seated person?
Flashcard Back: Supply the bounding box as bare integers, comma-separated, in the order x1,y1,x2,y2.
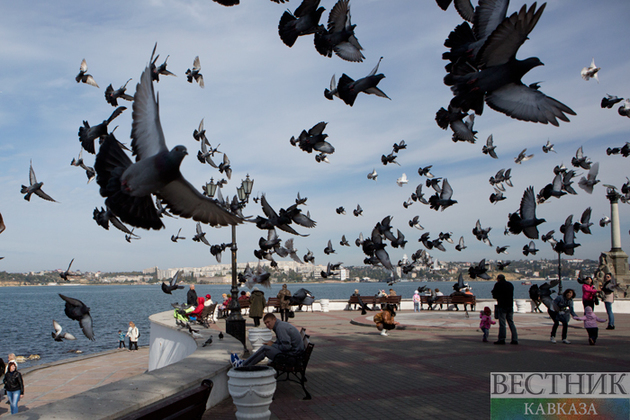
238,291,248,301
351,289,360,310
373,304,400,336
231,313,304,367
218,293,231,318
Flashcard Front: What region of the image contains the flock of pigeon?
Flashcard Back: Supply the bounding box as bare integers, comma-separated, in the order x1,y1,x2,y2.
10,0,630,343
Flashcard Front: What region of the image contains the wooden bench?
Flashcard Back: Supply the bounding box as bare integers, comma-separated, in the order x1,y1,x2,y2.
198,303,217,327
238,298,250,314
118,379,213,420
266,297,282,313
268,329,314,400
419,295,476,311
347,295,401,310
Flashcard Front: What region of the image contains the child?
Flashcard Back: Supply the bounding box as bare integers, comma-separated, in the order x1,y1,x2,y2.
118,330,126,349
373,304,400,336
479,307,496,342
573,306,607,345
412,290,421,312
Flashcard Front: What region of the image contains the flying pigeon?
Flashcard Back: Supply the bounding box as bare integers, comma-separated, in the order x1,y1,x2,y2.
577,162,600,194
472,219,492,246
59,294,94,341
571,146,592,170
497,261,510,270
93,206,138,237
496,245,509,255
455,236,466,251
241,264,271,289
125,229,140,242
185,56,204,88
508,186,545,239
366,169,378,181
542,140,556,153
541,230,555,243
522,241,539,256
278,0,325,48
353,204,363,217
619,100,630,118
290,121,334,159
554,216,581,256
393,140,407,153
284,238,303,264
468,259,490,280
573,207,593,234
435,0,474,22
490,188,506,204
70,148,96,183
600,216,611,228
445,3,576,126
450,112,477,143
149,44,177,82
514,148,533,164
581,58,600,82
340,235,350,247
76,59,99,88
60,258,79,281
482,135,498,158
303,249,315,264
601,94,623,109
0,212,4,235
381,152,399,166
537,173,567,204
418,166,434,178
21,160,57,202
411,184,428,204
324,239,336,255
105,79,134,107
78,106,127,154
335,206,346,215
171,227,185,242
93,64,242,230
162,270,184,294
396,173,408,187
428,178,457,211
314,0,364,62
52,320,76,342
336,57,390,107
409,216,424,230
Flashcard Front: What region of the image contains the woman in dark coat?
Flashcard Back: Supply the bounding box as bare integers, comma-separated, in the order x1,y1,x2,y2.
3,361,24,414
249,287,266,327
277,284,292,322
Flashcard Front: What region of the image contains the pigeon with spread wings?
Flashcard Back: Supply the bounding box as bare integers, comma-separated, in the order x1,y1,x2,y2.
59,294,95,341
94,64,242,231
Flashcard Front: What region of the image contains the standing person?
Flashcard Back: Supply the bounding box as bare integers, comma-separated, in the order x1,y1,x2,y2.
573,306,607,345
230,313,304,368
249,287,265,327
187,284,198,307
491,274,518,345
602,273,616,330
479,307,496,342
3,361,24,415
126,321,139,351
549,289,578,344
277,284,292,322
581,277,598,310
117,330,126,350
373,304,400,336
412,290,421,312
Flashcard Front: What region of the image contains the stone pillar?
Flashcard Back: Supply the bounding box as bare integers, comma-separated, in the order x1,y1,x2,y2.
602,188,630,292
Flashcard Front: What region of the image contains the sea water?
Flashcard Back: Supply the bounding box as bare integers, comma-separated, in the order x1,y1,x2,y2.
0,279,579,368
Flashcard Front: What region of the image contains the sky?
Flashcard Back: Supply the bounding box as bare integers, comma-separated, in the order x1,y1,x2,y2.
0,0,629,274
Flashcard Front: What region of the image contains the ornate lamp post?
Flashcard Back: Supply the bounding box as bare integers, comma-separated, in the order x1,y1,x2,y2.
206,175,254,347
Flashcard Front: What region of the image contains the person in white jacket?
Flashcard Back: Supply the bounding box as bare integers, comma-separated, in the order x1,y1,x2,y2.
125,321,139,351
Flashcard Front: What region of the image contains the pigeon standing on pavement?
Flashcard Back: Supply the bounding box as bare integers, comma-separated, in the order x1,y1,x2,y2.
21,160,57,202
93,64,242,230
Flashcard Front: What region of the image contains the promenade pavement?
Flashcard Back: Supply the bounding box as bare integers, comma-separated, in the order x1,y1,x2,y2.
4,308,630,419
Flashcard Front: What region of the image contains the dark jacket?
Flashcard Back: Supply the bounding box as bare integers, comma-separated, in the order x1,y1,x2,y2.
187,288,198,306
249,290,266,319
492,279,514,310
3,370,24,394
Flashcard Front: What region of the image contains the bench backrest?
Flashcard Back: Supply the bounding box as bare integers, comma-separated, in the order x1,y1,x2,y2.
118,379,213,420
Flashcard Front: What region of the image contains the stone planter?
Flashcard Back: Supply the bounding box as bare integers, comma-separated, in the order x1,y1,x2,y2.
228,366,277,420
515,299,528,314
320,299,330,312
248,327,273,353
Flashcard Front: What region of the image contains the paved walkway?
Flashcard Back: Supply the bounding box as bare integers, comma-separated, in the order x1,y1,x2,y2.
3,309,630,419
0,348,149,418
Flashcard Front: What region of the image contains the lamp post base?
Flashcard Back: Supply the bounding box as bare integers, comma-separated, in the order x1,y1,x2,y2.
226,316,247,347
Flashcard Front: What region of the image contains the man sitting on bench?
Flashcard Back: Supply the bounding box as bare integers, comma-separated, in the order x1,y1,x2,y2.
230,313,304,368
